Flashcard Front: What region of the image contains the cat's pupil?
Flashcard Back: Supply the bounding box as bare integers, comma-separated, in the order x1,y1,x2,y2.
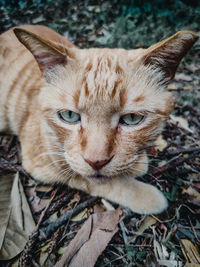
131,114,135,120
68,111,72,118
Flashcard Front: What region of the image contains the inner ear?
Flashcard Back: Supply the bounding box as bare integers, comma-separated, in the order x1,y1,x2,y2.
13,28,67,74
142,30,198,82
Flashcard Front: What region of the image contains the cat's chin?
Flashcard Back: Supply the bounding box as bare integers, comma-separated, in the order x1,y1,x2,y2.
86,173,111,184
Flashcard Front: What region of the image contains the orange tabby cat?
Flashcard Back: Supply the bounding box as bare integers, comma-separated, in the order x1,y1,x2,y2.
0,25,198,214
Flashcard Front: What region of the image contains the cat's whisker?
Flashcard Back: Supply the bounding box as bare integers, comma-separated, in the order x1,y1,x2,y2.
42,158,67,169
36,151,64,159
132,160,161,167
35,152,64,161
48,165,75,184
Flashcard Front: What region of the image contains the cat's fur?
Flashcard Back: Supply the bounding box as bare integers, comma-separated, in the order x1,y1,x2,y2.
0,25,198,214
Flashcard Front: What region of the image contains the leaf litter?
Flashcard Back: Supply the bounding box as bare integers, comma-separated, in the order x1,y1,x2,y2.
0,173,35,260
0,1,200,266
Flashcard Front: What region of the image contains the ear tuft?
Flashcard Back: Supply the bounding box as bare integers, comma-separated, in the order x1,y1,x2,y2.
143,30,199,81
14,28,67,73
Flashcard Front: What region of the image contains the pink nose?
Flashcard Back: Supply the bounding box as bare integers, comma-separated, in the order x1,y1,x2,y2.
84,157,113,171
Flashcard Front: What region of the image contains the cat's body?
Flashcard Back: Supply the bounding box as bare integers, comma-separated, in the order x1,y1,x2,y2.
0,25,198,214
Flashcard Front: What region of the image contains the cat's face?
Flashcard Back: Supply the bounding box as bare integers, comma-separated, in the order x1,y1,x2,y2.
14,28,198,183
38,49,172,182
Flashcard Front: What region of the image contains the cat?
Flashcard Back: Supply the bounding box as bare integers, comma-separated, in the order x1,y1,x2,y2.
0,25,198,214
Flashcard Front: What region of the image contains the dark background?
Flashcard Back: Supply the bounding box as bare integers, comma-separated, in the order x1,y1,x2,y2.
0,0,200,49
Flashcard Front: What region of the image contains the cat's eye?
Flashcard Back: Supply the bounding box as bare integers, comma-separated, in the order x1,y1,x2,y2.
119,113,144,126
58,110,81,124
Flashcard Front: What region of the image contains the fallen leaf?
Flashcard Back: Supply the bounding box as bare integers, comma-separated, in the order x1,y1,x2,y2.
101,198,114,211
0,173,14,250
39,242,51,266
128,216,157,243
154,240,183,266
29,187,50,214
155,135,168,152
0,173,35,260
184,263,200,267
55,208,123,267
68,193,80,207
167,83,178,90
182,86,194,90
175,73,192,81
181,239,200,264
36,184,54,193
57,246,67,255
170,115,194,133
182,186,200,205
93,204,105,214
185,63,200,72
71,208,89,221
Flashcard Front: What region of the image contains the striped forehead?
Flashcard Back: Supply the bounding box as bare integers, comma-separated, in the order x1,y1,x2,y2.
75,54,125,110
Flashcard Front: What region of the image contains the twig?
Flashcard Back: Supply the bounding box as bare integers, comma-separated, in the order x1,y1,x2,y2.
0,161,24,173
39,197,98,241
47,191,74,218
188,216,200,243
18,230,39,267
167,147,200,156
150,153,198,176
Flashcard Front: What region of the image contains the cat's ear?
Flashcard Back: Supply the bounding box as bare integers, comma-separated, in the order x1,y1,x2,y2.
142,30,198,82
13,28,68,73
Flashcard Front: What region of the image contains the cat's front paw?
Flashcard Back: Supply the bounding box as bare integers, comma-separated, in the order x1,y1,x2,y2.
141,184,168,214
126,179,168,214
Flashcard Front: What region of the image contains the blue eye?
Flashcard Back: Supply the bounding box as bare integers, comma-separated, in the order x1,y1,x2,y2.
119,114,144,126
58,110,81,124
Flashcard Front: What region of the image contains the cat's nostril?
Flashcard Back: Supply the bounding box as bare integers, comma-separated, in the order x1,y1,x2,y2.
84,156,113,171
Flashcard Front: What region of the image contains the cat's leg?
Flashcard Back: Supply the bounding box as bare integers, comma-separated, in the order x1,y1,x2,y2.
88,177,168,214
69,173,168,215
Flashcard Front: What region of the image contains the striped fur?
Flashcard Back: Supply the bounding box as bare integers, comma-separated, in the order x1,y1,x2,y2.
0,25,198,214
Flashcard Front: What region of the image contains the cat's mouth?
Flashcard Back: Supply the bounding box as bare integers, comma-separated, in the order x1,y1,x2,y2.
88,173,109,183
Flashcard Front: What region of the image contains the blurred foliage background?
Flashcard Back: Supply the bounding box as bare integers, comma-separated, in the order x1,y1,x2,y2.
0,0,200,49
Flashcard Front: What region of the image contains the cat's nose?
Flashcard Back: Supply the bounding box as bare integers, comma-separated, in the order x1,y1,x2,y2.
84,157,113,171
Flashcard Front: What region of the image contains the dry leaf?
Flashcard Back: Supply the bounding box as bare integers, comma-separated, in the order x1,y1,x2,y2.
29,188,50,213
155,135,168,152
154,240,183,266
184,263,200,267
185,63,200,72
175,73,192,82
128,216,157,243
0,173,35,260
93,204,105,214
55,208,123,267
182,186,200,205
0,173,14,249
167,83,178,90
36,184,54,193
170,115,194,133
181,239,200,264
182,86,194,90
101,199,128,243
39,241,52,266
101,198,115,211
71,208,89,221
